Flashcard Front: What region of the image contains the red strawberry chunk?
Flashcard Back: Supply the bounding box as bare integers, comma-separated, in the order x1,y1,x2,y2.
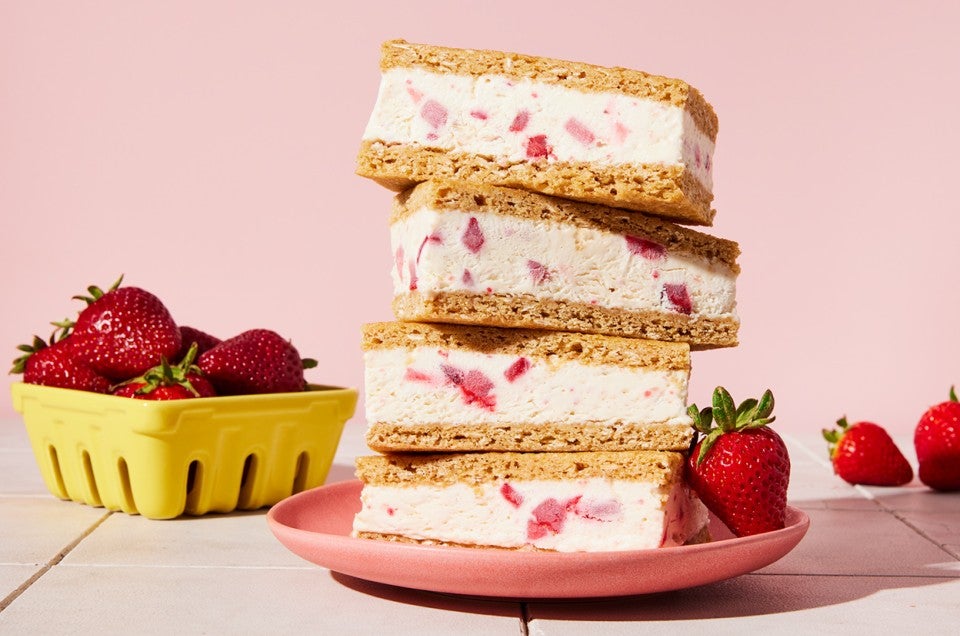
626,235,667,260
408,261,418,291
461,217,485,253
470,109,488,120
509,110,530,132
663,283,693,314
440,363,464,385
525,135,551,159
564,118,595,145
500,483,523,508
420,100,447,129
614,122,630,143
403,368,433,383
526,260,550,285
573,498,622,522
406,86,423,103
504,357,530,383
440,363,496,411
416,232,442,264
461,269,474,286
527,498,567,540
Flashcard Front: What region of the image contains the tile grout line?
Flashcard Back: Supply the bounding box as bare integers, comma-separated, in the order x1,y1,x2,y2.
785,435,960,561
0,510,113,613
748,571,960,580
875,506,960,561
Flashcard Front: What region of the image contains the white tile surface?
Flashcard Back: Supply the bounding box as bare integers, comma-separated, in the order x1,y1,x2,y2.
1,418,958,633
0,449,50,495
63,509,309,568
759,506,959,577
0,496,109,564
0,565,523,635
527,575,960,634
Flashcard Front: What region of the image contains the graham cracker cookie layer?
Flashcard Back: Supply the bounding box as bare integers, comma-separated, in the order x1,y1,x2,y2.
378,40,718,140
364,421,694,453
355,449,685,487
358,140,715,225
394,180,739,269
361,321,690,371
392,292,739,349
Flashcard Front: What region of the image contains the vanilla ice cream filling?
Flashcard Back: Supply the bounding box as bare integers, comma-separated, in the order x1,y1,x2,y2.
353,478,708,552
364,346,689,426
363,68,715,190
392,207,737,318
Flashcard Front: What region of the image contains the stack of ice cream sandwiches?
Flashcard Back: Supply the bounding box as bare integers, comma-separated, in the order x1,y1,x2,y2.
351,40,739,552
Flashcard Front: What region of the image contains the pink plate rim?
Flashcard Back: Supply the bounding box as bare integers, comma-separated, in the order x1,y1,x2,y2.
267,480,809,599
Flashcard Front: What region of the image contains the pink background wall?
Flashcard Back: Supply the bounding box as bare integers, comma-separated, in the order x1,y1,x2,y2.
2,1,958,438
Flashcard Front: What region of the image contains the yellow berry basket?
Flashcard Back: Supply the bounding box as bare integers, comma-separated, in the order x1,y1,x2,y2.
10,382,357,519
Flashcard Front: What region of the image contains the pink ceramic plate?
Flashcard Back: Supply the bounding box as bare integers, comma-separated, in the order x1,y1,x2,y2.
267,480,809,599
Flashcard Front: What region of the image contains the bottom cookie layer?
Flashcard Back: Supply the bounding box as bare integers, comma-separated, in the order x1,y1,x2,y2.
357,140,715,225
365,421,694,452
393,291,739,349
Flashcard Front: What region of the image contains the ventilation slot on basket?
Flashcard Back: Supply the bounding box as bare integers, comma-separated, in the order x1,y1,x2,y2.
47,445,67,497
237,454,258,508
185,460,203,511
292,451,310,494
116,458,136,512
81,450,102,507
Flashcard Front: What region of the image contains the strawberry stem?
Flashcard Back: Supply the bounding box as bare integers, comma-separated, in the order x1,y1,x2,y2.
72,275,124,306
822,416,851,459
111,342,204,397
690,386,777,466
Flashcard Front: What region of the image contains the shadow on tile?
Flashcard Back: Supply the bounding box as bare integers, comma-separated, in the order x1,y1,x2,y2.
320,491,958,620
334,567,952,623
524,573,956,622
331,572,522,617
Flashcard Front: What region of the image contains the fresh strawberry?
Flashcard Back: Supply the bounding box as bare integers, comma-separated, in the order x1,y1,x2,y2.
686,387,790,537
68,277,181,380
176,326,221,361
112,343,216,400
12,334,111,393
914,387,960,491
822,417,912,486
197,329,316,395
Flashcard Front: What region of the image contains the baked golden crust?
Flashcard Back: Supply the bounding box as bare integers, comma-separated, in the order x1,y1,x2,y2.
361,321,691,370
358,140,714,225
364,421,694,453
355,449,685,486
392,291,739,349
